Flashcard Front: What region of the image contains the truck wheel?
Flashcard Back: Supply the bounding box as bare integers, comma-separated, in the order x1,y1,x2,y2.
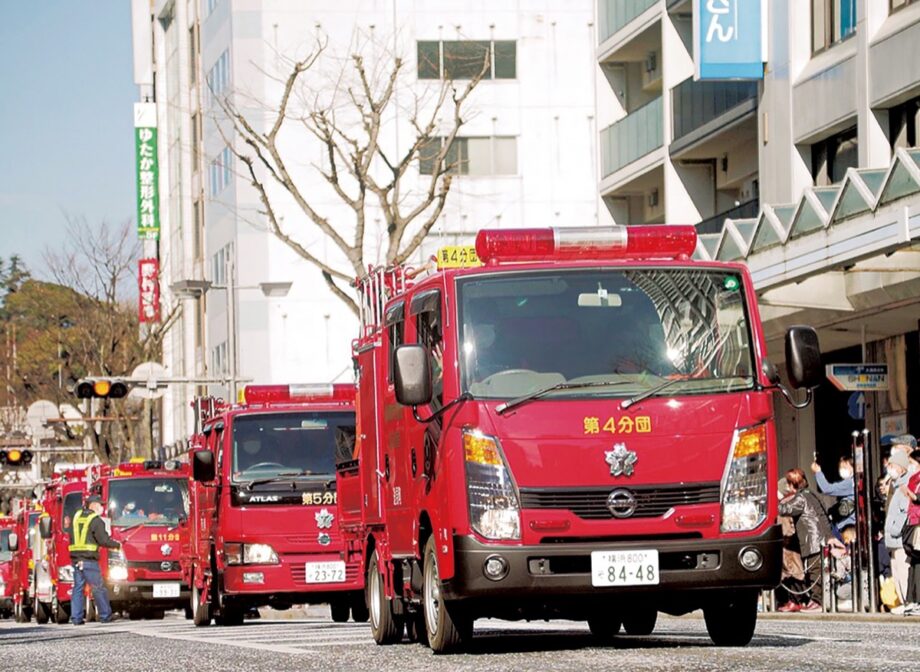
14,600,29,623
703,590,758,647
128,608,145,620
588,615,621,643
350,591,369,623
422,537,471,654
53,596,69,624
219,599,244,626
149,609,166,620
367,549,403,645
192,582,211,627
405,610,428,645
330,599,350,623
34,597,50,624
622,608,657,636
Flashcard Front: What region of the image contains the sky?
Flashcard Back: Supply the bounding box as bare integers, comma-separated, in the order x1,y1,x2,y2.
0,2,137,272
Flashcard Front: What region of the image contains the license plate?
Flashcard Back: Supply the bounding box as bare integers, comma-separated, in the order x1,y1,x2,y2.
591,549,659,587
152,583,181,598
305,561,346,584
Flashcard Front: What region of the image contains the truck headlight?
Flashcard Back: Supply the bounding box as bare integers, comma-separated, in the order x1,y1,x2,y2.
720,424,768,533
243,544,279,565
463,429,521,541
108,550,128,581
57,565,74,583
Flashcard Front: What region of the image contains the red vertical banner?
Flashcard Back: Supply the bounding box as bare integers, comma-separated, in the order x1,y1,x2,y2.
138,258,160,323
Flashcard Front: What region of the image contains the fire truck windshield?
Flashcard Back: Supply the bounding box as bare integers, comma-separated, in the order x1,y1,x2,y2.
231,412,356,484
62,491,83,534
0,530,12,561
107,478,189,528
458,268,755,400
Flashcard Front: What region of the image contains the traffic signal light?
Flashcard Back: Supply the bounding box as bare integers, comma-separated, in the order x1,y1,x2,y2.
0,449,33,468
74,378,129,399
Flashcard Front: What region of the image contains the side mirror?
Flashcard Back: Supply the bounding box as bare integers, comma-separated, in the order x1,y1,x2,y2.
394,344,432,407
785,326,823,389
39,516,52,540
193,449,216,483
761,359,781,385
8,532,18,552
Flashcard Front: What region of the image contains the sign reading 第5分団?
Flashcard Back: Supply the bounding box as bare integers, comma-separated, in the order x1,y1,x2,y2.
134,102,159,240
694,0,766,80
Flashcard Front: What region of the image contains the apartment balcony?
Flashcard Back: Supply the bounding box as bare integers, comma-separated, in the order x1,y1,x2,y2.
696,199,760,235
670,78,758,158
601,96,664,179
598,0,658,44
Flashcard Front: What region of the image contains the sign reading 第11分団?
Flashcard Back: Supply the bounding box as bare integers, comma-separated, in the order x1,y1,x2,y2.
694,0,766,80
134,102,159,240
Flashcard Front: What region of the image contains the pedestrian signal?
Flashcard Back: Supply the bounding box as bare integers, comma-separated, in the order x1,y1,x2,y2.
74,378,130,399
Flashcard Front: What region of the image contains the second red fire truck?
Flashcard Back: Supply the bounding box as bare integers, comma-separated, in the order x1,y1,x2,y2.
338,226,823,652
185,384,366,626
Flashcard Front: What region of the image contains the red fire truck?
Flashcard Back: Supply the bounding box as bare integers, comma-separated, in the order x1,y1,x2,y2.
85,459,191,619
36,469,89,624
185,384,366,626
0,515,16,618
339,226,823,652
9,501,42,622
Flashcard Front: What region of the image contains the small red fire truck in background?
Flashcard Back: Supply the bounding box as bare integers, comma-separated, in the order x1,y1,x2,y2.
9,500,42,622
85,459,191,620
339,226,823,652
185,384,366,626
0,515,16,618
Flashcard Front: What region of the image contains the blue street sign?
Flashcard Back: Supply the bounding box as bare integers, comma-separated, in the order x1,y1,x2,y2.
695,0,765,80
847,392,865,421
826,364,889,392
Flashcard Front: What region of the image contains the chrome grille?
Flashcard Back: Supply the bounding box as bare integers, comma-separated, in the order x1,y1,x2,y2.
519,482,720,519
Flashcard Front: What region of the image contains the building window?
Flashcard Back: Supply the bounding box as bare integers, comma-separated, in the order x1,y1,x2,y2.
889,97,920,152
812,0,856,54
211,341,228,375
811,126,858,185
191,112,202,173
189,24,199,85
419,136,517,176
209,146,233,197
206,49,230,106
193,198,205,262
891,0,920,13
417,40,516,80
211,246,228,284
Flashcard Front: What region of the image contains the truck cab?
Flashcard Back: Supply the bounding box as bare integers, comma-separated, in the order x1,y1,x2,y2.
0,516,16,618
185,384,365,626
87,459,191,620
10,502,41,623
342,226,823,652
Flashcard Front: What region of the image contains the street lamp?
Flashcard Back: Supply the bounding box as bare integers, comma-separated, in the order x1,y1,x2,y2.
170,264,292,400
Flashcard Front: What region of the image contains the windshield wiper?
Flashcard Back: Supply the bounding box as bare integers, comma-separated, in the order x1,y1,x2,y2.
244,470,329,490
620,375,696,409
495,380,630,415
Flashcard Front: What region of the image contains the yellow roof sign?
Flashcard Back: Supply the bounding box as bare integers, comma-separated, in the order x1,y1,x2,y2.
436,245,482,269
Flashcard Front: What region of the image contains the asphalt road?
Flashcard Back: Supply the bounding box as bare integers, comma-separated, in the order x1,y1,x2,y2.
1,611,918,672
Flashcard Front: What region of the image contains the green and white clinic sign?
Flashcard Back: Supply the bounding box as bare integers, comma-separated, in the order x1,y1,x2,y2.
134,102,159,240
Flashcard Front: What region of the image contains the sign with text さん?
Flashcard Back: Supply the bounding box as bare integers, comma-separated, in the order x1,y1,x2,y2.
134,102,159,240
825,364,888,392
694,0,766,80
138,258,160,323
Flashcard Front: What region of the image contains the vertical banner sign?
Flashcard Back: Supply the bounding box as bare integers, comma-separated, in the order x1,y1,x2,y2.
134,102,159,240
138,258,160,323
694,0,766,80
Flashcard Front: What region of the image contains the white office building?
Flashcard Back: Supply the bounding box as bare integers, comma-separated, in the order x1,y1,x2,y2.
132,0,598,446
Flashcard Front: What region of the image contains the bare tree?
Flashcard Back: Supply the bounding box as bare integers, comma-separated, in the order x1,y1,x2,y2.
218,34,489,314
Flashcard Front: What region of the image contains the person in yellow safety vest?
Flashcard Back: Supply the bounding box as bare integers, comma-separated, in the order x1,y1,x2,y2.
68,494,120,625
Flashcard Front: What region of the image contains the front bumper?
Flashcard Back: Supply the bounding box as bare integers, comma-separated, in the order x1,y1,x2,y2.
222,556,363,600
107,580,190,608
442,524,782,602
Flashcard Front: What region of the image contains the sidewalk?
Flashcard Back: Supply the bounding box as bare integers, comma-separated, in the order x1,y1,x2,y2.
758,610,917,623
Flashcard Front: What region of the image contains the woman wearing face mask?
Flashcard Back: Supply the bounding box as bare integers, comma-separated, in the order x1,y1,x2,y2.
811,455,856,530
885,450,913,609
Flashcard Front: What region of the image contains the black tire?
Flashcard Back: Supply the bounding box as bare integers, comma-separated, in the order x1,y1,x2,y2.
184,605,194,620
148,609,166,620
350,591,369,623
422,537,470,654
588,615,622,644
128,608,145,621
14,600,30,623
367,549,403,645
192,582,211,627
703,590,758,647
219,598,244,626
330,599,350,623
34,597,50,624
405,610,428,645
622,608,657,636
53,596,69,624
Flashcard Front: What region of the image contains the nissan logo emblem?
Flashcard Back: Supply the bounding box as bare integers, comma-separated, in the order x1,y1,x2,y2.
160,561,173,571
607,488,638,519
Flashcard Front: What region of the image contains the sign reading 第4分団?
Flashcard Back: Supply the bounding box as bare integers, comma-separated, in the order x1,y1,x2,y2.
134,102,159,240
694,0,766,80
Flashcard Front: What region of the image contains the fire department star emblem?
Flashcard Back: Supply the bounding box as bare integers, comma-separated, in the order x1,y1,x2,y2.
604,443,637,477
315,508,334,530
160,543,172,557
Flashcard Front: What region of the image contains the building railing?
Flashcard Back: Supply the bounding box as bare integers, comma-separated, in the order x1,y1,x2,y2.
671,78,758,142
600,96,663,178
696,199,759,234
598,0,658,44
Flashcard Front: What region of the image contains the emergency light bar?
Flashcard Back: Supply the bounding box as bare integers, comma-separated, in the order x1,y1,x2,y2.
474,225,697,263
240,384,355,405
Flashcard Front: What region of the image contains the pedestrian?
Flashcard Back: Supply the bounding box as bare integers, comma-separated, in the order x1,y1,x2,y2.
778,468,836,612
884,449,913,611
811,455,855,529
899,449,920,613
68,494,120,625
776,478,807,612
